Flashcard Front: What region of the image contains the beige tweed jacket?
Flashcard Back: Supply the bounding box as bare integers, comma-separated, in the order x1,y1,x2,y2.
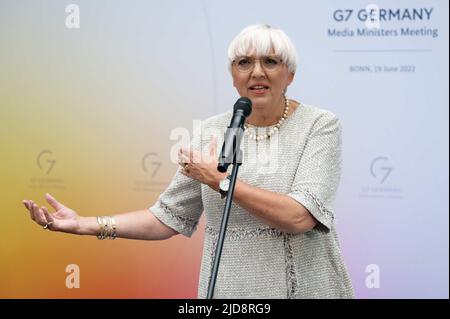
150,104,354,299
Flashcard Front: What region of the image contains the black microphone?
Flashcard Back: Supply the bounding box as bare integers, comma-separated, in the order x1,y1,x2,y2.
217,97,252,173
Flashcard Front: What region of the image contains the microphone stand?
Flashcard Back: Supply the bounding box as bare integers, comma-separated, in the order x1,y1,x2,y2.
206,149,243,299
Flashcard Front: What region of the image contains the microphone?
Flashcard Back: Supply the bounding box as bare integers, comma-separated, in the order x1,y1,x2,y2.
217,97,252,173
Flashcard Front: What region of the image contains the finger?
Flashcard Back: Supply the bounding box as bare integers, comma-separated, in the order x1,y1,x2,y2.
42,206,54,222
26,200,34,211
179,147,187,155
45,193,64,211
181,147,194,162
23,200,35,221
29,200,37,221
179,153,190,164
23,200,30,210
32,203,47,225
42,207,55,229
209,136,218,158
192,150,203,164
31,203,43,225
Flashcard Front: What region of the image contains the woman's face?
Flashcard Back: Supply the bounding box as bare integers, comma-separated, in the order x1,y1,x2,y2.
231,52,294,111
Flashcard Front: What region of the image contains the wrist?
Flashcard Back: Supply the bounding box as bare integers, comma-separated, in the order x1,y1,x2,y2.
76,216,99,236
210,172,228,192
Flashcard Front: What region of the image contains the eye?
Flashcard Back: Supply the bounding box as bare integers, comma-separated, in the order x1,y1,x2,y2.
264,57,280,65
237,58,251,66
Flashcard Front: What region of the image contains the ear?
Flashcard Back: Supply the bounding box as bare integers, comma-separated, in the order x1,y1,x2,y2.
287,71,295,86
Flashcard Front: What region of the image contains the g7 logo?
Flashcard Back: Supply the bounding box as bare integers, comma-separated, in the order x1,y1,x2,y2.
333,9,353,22
37,150,56,175
142,152,162,178
370,156,392,184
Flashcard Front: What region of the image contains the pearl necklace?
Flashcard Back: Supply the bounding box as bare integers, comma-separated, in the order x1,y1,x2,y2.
244,97,290,142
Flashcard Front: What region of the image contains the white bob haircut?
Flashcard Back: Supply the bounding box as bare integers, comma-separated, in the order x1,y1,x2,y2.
227,24,298,74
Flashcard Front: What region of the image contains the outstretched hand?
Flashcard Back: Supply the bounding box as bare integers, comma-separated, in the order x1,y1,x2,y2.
23,193,81,234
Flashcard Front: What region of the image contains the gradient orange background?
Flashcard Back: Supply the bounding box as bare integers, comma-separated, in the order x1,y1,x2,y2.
0,1,215,298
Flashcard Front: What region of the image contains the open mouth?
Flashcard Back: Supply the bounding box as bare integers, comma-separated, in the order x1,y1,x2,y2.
249,85,269,93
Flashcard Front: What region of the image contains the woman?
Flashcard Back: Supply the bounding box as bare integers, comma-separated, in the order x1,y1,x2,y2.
23,24,354,298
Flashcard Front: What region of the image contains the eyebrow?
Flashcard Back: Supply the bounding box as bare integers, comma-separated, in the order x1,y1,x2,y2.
237,55,281,59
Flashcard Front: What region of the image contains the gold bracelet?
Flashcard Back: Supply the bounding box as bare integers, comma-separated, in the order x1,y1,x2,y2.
96,216,116,240
109,216,117,239
104,215,113,240
96,216,105,240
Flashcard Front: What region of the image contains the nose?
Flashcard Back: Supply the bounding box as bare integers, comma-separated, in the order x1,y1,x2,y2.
251,60,266,78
